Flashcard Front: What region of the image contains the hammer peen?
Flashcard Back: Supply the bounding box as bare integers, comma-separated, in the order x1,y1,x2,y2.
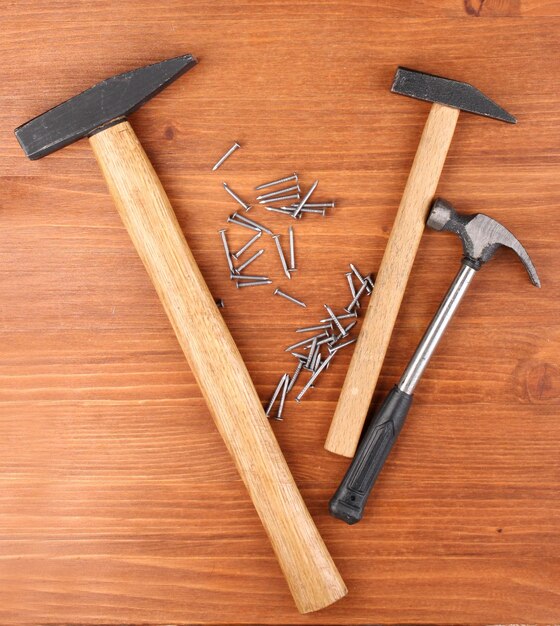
329,198,540,525
15,55,347,613
326,67,517,458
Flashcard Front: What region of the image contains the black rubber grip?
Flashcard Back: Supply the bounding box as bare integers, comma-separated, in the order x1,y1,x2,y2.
329,386,413,525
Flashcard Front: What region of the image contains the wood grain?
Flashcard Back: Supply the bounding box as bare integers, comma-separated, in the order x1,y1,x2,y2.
88,120,346,613
0,0,559,624
326,103,460,457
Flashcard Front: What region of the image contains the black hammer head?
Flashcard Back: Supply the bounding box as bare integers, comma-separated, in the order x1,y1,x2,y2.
428,198,540,287
391,67,516,124
15,54,197,160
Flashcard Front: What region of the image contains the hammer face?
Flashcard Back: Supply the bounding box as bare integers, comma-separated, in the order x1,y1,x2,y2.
15,54,197,160
391,67,516,124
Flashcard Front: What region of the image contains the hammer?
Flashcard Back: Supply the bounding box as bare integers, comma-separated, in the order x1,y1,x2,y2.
325,67,516,457
14,55,346,613
329,198,540,524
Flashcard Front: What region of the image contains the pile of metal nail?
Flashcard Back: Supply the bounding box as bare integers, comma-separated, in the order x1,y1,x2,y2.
213,143,372,420
218,162,335,296
265,265,373,420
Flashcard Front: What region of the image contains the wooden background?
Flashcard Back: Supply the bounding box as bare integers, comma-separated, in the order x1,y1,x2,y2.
1,1,558,623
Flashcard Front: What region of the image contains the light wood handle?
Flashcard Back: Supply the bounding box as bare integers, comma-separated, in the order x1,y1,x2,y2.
89,121,347,613
325,103,460,458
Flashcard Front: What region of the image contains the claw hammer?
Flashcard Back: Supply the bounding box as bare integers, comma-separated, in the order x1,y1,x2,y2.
15,55,346,613
330,198,540,524
325,67,516,458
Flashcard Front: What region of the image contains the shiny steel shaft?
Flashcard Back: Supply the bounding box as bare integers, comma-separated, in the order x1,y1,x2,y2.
398,263,476,395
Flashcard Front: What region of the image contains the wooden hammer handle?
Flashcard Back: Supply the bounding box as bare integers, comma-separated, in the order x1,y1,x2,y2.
325,103,460,458
89,121,346,613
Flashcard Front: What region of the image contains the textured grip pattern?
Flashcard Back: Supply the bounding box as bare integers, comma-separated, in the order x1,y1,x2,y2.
329,386,413,524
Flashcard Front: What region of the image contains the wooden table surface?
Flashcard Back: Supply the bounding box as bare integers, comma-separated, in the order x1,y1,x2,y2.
1,1,559,623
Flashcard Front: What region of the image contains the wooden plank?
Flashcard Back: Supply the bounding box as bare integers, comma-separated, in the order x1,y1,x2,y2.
0,1,558,623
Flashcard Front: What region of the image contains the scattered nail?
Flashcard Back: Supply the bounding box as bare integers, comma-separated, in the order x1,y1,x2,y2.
256,185,300,201
288,225,296,271
274,288,306,308
295,353,335,402
255,173,298,190
259,194,300,205
219,228,235,274
292,180,319,218
236,279,272,288
272,234,291,280
274,374,290,421
223,182,251,211
236,248,265,272
266,374,289,417
212,142,241,171
232,230,262,259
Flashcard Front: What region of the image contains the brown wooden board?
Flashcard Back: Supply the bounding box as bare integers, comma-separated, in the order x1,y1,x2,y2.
0,0,558,623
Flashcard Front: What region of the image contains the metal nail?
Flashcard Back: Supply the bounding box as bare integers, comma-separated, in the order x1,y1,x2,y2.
291,352,308,361
324,304,347,336
215,298,225,308
350,263,373,294
295,353,335,402
346,279,369,312
231,273,269,281
319,311,358,324
274,374,290,421
272,235,291,280
344,270,356,298
329,337,357,354
281,206,302,218
331,320,358,343
232,230,262,259
289,204,327,215
296,323,332,333
236,279,272,288
236,248,265,272
212,142,240,171
263,206,294,215
305,337,318,369
287,361,303,393
288,225,296,271
259,194,300,205
219,228,235,274
349,263,365,283
346,272,357,299
266,374,289,417
295,202,335,209
292,180,319,218
274,288,306,308
285,331,328,352
223,182,251,211
313,351,322,371
300,208,326,216
346,271,359,308
255,173,298,190
311,343,322,371
227,215,260,232
256,185,301,201
235,213,274,236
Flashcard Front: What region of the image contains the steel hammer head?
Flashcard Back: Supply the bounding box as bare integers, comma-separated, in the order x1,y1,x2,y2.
427,198,540,287
15,54,197,160
391,67,516,124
